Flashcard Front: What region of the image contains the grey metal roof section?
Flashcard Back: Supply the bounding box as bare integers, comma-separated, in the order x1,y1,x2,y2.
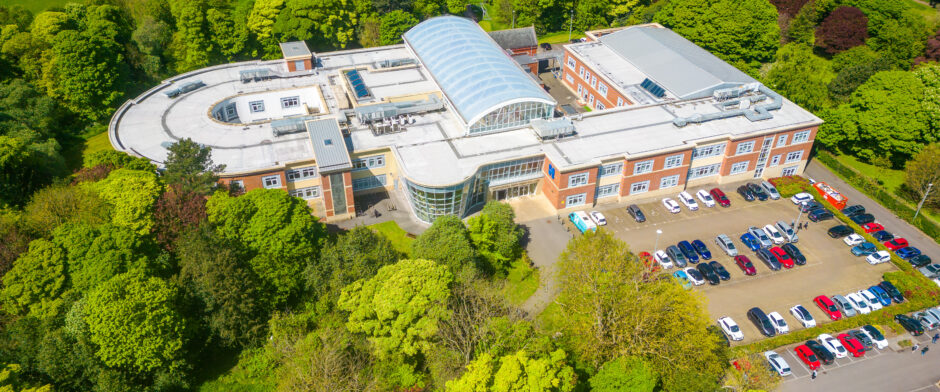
403,16,554,127
488,26,538,50
279,41,311,59
306,118,352,173
599,26,756,99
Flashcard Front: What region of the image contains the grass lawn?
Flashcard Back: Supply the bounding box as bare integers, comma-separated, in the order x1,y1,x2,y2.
538,30,585,44
7,0,71,14
477,4,510,32
500,256,539,305
83,130,114,156
904,0,940,25
832,154,905,193
367,220,414,256
536,301,565,332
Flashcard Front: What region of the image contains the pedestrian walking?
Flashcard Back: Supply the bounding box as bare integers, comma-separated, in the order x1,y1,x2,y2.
811,369,817,380
932,333,939,344
923,346,930,355
913,344,920,352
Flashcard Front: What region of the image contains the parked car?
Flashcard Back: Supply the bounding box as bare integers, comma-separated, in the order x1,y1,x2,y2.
850,213,876,225
918,264,940,279
909,254,932,268
782,243,806,265
827,225,854,238
756,248,782,271
805,340,835,365
763,224,786,245
737,185,755,201
747,307,776,337
868,286,892,307
678,241,700,264
589,211,607,226
672,270,692,290
794,345,821,370
715,234,738,257
926,308,940,325
866,251,891,265
846,292,872,315
858,290,882,311
718,316,744,341
678,191,699,211
627,204,646,222
760,181,781,200
819,333,848,358
691,239,712,260
696,190,716,208
764,351,792,376
768,311,789,334
872,230,894,242
862,222,884,233
895,314,925,336
799,201,823,213
685,267,705,285
851,242,877,256
710,188,731,207
814,295,843,321
914,311,940,330
790,305,816,328
843,233,865,246
842,205,866,217
654,250,674,269
709,261,731,281
861,325,888,349
775,221,798,242
666,246,688,268
884,238,909,251
747,183,769,201
896,247,922,260
696,263,720,285
832,295,857,317
848,329,874,351
879,281,904,303
791,192,813,205
808,208,834,222
838,333,866,357
740,233,761,252
748,226,773,248
769,247,795,269
734,255,757,276
662,198,681,213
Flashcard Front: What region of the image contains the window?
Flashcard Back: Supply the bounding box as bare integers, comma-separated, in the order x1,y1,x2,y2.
584,71,591,83
589,94,594,104
689,163,721,179
565,74,574,83
352,155,385,171
289,186,320,199
224,104,237,118
735,141,755,155
577,84,583,95
480,156,544,186
323,139,333,146
598,83,608,97
280,96,300,109
693,143,726,159
785,150,804,163
633,160,654,175
249,101,265,113
663,154,684,169
568,172,589,188
770,155,781,167
229,180,244,191
262,175,281,189
617,97,624,106
729,161,749,174
567,57,576,69
792,130,811,144
596,183,619,198
630,180,650,194
565,193,586,207
595,101,605,110
285,166,318,182
294,60,306,71
590,75,597,88
352,174,387,191
659,175,679,189
777,134,788,147
782,165,800,176
599,162,623,178
578,66,584,78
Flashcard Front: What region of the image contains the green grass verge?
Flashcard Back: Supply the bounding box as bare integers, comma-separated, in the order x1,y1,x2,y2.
5,0,70,14
83,131,114,156
536,301,565,333
367,220,414,256
538,30,585,44
832,154,905,193
904,0,940,25
500,255,539,305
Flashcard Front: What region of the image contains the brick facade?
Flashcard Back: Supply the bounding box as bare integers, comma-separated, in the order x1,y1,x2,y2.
562,50,633,110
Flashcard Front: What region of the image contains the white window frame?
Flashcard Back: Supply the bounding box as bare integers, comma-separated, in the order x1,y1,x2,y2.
294,60,306,71
249,100,265,113
352,155,385,171
230,180,244,190
280,96,300,109
578,66,585,78
693,143,726,159
599,162,623,178
565,74,574,83
782,165,800,176
729,161,749,175
577,84,583,95
659,175,679,189
262,175,281,189
595,101,605,110
584,71,591,84
285,166,318,182
568,172,589,188
792,130,811,144
567,57,576,69
770,155,781,167
777,134,788,147
352,174,387,191
630,180,650,194
663,154,684,169
785,150,804,163
596,183,619,198
565,193,586,207
289,186,320,199
598,82,608,97
633,160,654,175
590,75,597,88
735,141,755,155
589,94,594,105
617,97,624,106
688,163,722,179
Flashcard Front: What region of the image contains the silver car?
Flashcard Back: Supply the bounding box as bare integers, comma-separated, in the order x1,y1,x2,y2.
775,220,799,243
761,181,781,200
915,311,940,330
832,295,857,317
715,234,738,257
748,226,773,248
763,351,792,376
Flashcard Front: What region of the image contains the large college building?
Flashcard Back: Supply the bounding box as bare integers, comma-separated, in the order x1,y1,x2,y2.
110,17,822,224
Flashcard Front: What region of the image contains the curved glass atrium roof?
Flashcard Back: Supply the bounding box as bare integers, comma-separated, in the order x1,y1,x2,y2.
404,16,554,128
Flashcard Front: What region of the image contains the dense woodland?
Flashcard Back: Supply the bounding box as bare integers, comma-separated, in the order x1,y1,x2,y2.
0,0,939,391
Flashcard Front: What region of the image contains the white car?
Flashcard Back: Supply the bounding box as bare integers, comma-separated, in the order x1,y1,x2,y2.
843,234,865,246
764,351,792,376
718,316,744,341
791,192,813,205
846,292,872,315
861,326,889,349
589,211,607,226
654,250,674,269
858,290,882,311
768,311,789,334
685,267,705,285
789,305,816,328
696,189,716,208
819,333,848,359
677,191,699,211
662,198,681,213
867,251,891,265
762,224,785,245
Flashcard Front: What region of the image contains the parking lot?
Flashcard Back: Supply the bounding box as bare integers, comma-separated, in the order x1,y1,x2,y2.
564,184,898,344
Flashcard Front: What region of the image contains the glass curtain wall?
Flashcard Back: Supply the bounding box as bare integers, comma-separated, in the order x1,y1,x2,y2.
405,181,466,223
468,102,554,135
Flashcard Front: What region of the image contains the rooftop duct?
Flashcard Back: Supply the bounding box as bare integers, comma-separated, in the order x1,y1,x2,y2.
672,84,782,128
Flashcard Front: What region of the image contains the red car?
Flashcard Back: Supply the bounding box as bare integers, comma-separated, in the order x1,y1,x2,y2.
638,251,660,273
794,344,821,370
734,255,757,276
862,223,884,233
838,333,866,357
709,188,731,207
884,238,909,251
814,295,843,321
769,246,795,269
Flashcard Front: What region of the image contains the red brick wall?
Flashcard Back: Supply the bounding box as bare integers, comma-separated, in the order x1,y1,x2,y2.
510,46,537,56
286,58,313,72
619,150,691,195
562,49,633,109
541,158,598,209
220,170,284,191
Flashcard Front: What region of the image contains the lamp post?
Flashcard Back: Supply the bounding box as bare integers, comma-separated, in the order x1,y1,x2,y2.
654,229,663,252
512,10,516,29
914,183,934,221
794,203,805,233
568,10,574,41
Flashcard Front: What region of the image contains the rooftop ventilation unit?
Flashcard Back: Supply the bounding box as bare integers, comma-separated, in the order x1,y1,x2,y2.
531,118,575,140
379,58,417,68
163,80,206,98
354,96,444,123
272,115,318,136
673,84,782,127
640,78,666,98
239,69,277,83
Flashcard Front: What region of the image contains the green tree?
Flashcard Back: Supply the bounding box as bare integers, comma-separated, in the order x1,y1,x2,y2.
445,349,577,392
786,1,818,45
83,150,156,172
904,143,940,208
274,0,364,50
0,132,66,208
828,48,894,102
305,225,400,298
467,201,523,274
162,138,225,195
247,0,286,58
0,239,68,319
0,79,71,141
84,272,191,373
338,258,453,358
915,62,940,134
763,43,834,111
22,184,110,236
379,10,418,45
723,353,781,392
52,223,157,293
412,215,479,277
167,0,212,72
0,6,33,31
40,29,127,121
206,7,247,62
87,168,162,235
29,12,70,47
589,356,657,392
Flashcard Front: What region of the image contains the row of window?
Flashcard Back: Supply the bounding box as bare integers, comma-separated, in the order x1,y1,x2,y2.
599,162,623,178
289,186,320,199
352,155,385,171
632,153,684,175
693,143,726,159
735,130,812,156
248,96,302,114
352,174,387,191
286,166,317,182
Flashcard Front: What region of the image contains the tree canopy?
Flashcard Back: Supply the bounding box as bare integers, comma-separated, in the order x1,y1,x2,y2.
0,239,68,319
815,6,867,54
467,201,523,274
379,10,419,45
764,43,834,111
445,349,577,392
305,225,400,298
162,138,225,195
412,215,479,277
589,356,658,392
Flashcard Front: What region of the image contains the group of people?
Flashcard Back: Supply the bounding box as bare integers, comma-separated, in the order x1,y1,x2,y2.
811,333,940,380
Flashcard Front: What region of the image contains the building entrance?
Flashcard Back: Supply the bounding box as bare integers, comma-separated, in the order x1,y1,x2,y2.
492,182,537,201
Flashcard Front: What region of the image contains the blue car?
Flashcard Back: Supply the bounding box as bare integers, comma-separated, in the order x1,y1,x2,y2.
851,242,877,256
692,239,712,260
740,233,760,252
896,247,922,260
678,241,700,264
872,230,894,242
868,286,892,306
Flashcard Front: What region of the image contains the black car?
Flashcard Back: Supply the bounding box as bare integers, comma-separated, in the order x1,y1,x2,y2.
850,213,876,225
872,230,894,242
747,183,769,201
849,329,874,351
862,325,885,343
756,248,781,271
806,340,835,365
782,243,806,265
799,201,824,213
909,254,932,268
747,307,776,337
842,204,866,217
627,204,646,223
808,208,834,222
737,185,755,201
879,281,904,303
696,263,720,285
895,314,925,336
827,225,854,238
709,261,731,281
